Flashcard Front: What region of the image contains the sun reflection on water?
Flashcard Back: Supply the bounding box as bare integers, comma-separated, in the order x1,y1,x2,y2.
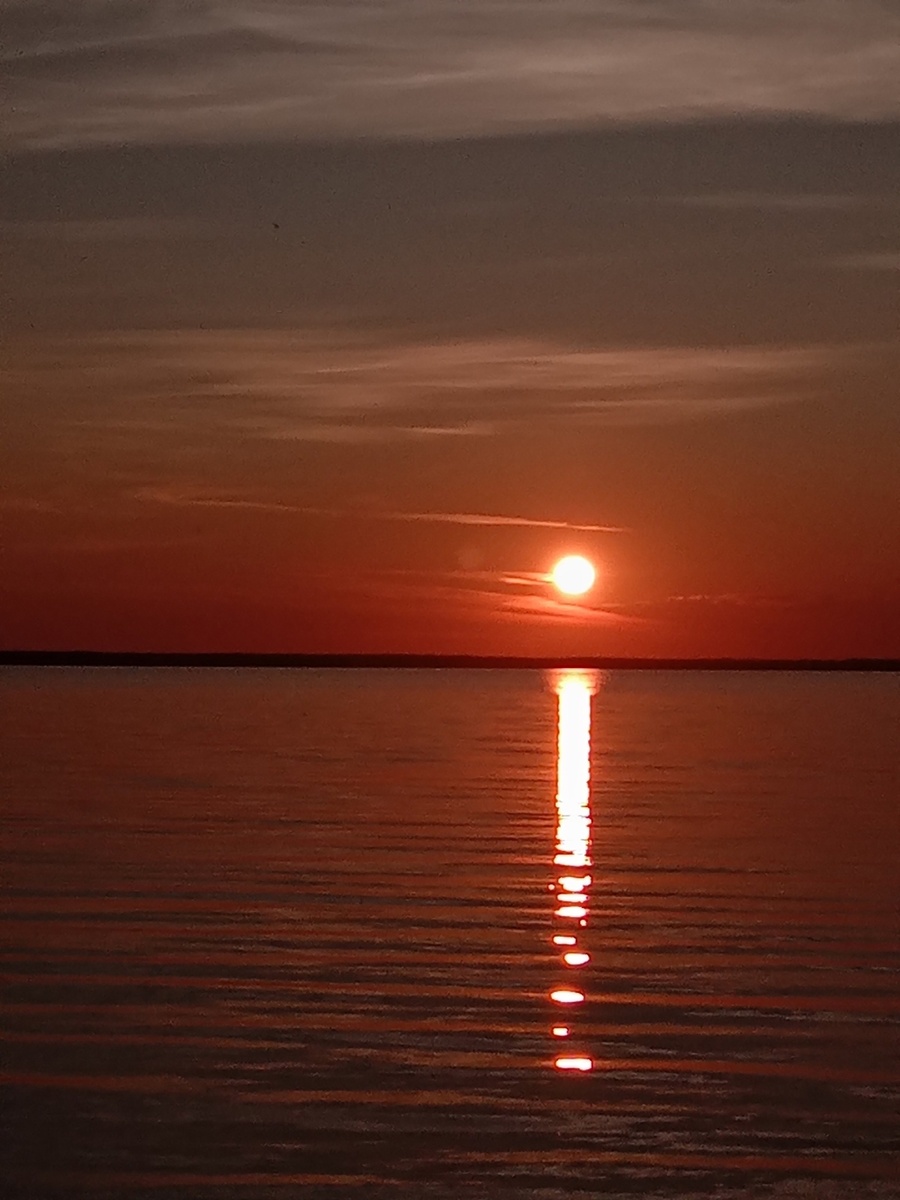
547,669,601,1073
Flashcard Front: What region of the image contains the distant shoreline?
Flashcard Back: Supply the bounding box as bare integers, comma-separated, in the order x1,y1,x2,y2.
1,652,898,671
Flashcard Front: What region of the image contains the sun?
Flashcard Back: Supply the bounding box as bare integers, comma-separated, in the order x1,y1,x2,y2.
551,555,596,597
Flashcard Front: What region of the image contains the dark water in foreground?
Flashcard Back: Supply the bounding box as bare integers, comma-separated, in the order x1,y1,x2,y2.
1,668,898,1199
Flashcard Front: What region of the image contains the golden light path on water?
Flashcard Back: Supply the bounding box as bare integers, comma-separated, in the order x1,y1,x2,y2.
548,669,601,1072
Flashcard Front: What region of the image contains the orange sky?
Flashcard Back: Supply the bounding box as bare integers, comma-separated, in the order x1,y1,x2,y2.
2,7,899,657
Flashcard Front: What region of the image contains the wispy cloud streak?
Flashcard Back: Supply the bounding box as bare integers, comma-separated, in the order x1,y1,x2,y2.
0,217,231,241
670,193,897,212
9,330,843,444
376,510,623,533
135,487,624,533
830,252,900,271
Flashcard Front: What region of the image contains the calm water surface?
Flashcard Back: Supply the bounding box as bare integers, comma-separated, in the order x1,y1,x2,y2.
1,668,898,1198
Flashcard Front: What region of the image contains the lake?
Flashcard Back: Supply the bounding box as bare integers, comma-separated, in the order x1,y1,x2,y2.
1,668,898,1198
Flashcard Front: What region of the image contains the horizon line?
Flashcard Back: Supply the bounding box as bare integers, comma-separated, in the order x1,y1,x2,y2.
1,651,897,672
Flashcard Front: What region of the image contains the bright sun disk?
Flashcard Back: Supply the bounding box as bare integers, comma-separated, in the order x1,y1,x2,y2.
551,555,596,596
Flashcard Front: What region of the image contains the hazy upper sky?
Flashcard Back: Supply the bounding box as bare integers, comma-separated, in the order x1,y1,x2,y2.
6,0,900,146
2,0,899,655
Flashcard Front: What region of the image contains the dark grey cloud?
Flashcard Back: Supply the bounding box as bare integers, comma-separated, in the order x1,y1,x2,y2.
3,0,899,147
3,125,897,353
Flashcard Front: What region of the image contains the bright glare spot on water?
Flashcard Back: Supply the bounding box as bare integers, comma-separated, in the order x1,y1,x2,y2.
555,1056,593,1071
550,988,585,1004
563,951,590,966
556,905,587,918
552,935,577,945
552,1026,570,1037
558,875,591,890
